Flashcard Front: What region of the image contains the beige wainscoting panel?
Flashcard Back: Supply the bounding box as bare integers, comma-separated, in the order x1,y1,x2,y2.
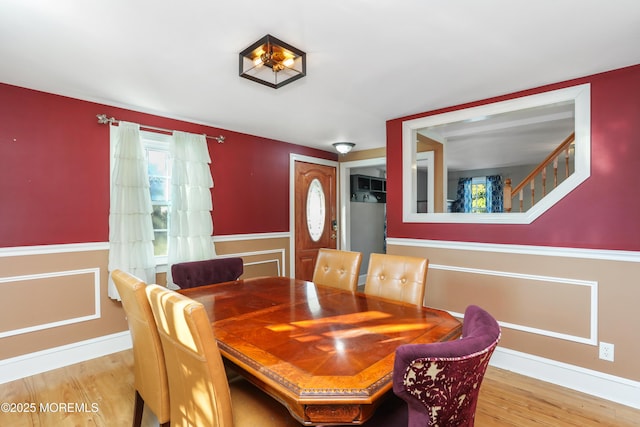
214,235,289,278
0,269,98,336
0,247,128,360
387,241,640,382
160,236,290,286
427,267,594,342
241,254,282,278
155,271,167,285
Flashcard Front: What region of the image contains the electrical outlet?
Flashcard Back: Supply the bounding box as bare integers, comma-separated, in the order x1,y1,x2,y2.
599,342,614,362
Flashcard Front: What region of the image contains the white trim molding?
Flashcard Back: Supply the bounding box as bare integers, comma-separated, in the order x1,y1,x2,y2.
492,346,640,409
443,265,598,345
0,234,291,257
401,83,591,224
338,156,387,251
6,238,634,264
244,259,282,276
213,232,290,242
0,268,101,338
217,248,286,276
387,238,640,263
0,331,132,385
0,242,109,257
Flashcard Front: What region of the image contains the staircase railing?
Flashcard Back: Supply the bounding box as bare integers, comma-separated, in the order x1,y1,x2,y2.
504,132,575,212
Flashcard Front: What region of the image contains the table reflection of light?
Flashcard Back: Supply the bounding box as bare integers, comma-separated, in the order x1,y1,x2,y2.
305,282,321,314
323,322,430,339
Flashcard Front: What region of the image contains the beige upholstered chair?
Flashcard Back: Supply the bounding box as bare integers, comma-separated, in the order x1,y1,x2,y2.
364,253,429,306
312,248,363,292
111,270,170,427
145,284,300,427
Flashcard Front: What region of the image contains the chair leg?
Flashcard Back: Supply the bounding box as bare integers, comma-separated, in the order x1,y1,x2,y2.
133,390,144,427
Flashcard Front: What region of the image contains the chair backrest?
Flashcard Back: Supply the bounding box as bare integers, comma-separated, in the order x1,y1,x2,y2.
364,253,428,306
111,270,170,424
171,257,244,289
393,305,501,427
145,284,234,427
312,248,363,292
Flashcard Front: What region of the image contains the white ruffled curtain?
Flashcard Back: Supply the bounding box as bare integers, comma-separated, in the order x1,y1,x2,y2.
108,122,156,300
166,131,215,286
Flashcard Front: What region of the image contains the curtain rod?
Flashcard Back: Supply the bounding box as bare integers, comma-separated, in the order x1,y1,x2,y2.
96,114,226,143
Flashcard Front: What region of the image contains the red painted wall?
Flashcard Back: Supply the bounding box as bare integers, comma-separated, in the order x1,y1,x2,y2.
386,64,640,251
0,84,336,247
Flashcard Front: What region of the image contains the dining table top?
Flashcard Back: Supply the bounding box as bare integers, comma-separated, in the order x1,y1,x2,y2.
178,275,462,425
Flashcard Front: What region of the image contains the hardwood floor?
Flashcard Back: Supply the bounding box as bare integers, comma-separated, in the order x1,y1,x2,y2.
476,367,639,426
0,350,637,426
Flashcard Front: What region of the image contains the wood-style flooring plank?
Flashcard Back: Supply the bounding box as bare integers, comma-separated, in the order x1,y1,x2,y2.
0,350,638,426
477,366,639,426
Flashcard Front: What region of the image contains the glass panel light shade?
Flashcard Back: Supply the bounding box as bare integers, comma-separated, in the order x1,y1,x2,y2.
239,34,306,89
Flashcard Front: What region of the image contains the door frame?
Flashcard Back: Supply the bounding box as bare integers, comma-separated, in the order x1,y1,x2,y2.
338,156,387,252
289,154,339,279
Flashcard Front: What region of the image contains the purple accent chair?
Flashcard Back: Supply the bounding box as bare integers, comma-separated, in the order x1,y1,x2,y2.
388,305,501,427
171,257,244,289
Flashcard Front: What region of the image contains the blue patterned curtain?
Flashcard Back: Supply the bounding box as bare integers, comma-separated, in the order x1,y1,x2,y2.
486,175,504,213
455,176,503,213
455,177,472,213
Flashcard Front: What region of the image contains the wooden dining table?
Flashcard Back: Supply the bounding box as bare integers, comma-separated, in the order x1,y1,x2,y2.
178,276,462,425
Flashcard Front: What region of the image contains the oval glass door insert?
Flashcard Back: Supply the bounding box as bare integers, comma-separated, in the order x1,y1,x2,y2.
306,178,326,242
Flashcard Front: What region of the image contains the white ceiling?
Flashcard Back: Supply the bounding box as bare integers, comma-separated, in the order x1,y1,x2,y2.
420,100,575,171
1,0,639,153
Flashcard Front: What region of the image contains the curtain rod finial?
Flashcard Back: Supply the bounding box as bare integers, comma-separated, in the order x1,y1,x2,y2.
96,114,116,125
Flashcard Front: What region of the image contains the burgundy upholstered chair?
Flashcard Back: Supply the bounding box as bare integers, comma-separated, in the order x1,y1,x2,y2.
391,305,501,427
171,257,243,289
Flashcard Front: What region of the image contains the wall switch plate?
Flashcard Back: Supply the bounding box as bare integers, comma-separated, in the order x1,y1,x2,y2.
599,342,614,361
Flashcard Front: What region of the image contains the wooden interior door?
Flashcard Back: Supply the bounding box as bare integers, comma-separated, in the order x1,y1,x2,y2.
294,161,337,281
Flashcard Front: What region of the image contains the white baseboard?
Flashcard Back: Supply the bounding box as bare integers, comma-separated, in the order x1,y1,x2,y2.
0,331,132,384
1,332,638,411
491,346,640,409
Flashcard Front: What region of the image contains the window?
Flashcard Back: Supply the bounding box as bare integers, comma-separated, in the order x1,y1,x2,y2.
452,175,504,213
470,177,487,213
142,133,171,261
306,178,326,242
110,129,214,267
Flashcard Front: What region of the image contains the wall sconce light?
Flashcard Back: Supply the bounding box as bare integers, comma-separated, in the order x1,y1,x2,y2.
333,142,355,154
239,34,306,89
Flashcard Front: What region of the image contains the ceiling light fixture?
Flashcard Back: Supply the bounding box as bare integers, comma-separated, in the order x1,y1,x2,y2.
239,34,306,89
333,142,355,154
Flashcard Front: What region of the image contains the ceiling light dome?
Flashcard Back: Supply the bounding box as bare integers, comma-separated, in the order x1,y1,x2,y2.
333,142,355,154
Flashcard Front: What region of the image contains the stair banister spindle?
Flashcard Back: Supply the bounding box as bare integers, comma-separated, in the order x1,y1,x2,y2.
504,178,512,212
530,180,535,207
507,132,575,212
519,189,524,212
